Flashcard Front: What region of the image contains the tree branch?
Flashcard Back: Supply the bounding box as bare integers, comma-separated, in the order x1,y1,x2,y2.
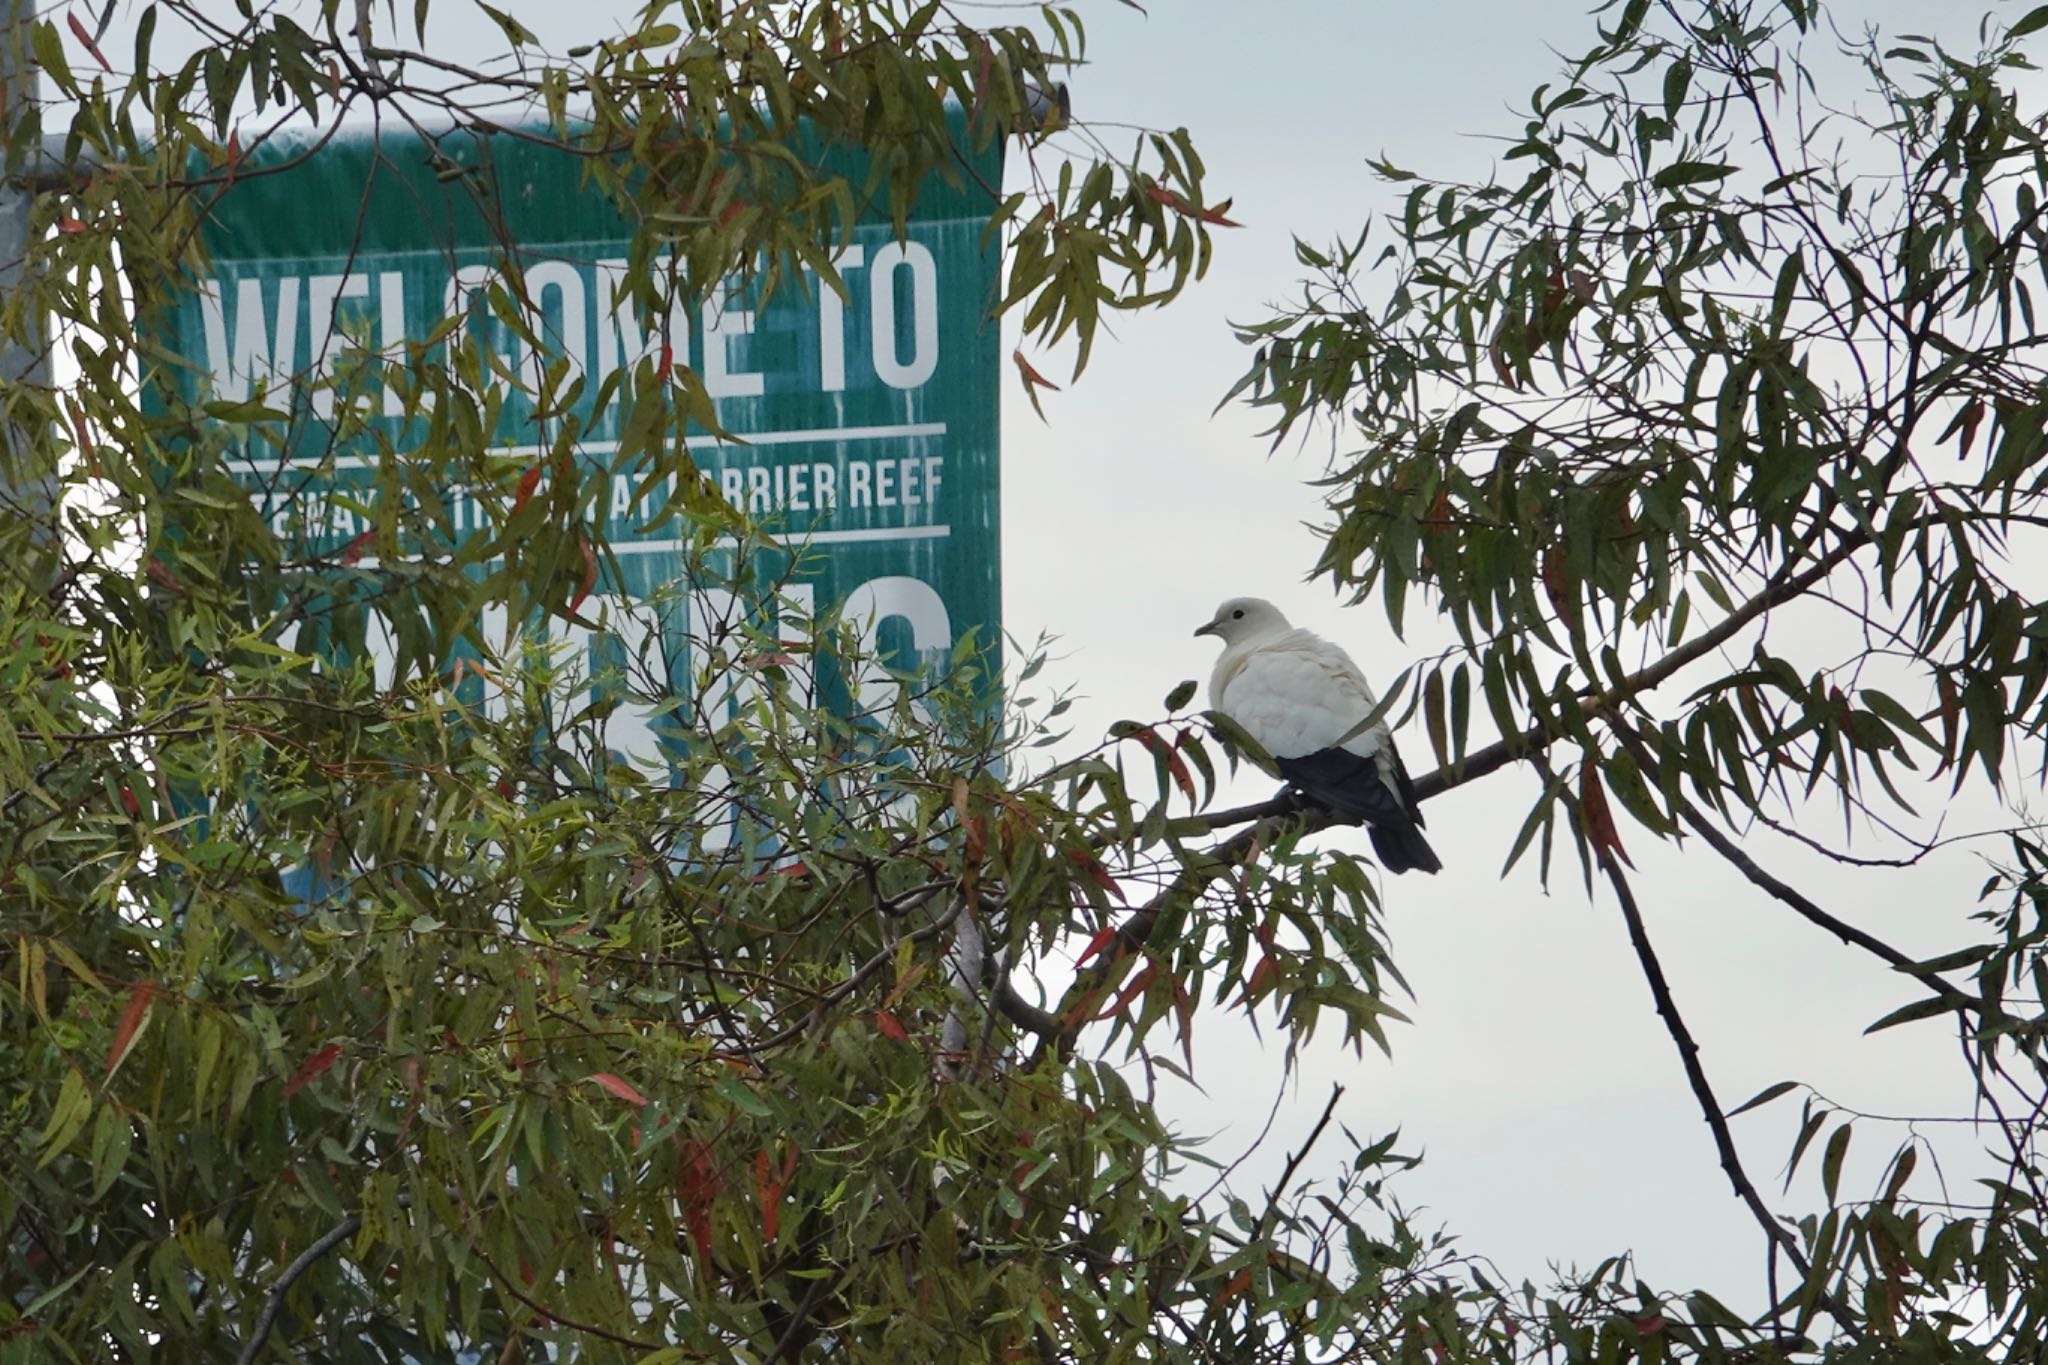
1030,805,1339,1068
761,1268,834,1365
235,1215,364,1365
472,1244,661,1351
1608,721,1995,1025
1597,853,1863,1340
1408,532,1869,805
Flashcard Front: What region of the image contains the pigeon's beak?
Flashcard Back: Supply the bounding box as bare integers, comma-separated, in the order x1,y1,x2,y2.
1193,621,1219,638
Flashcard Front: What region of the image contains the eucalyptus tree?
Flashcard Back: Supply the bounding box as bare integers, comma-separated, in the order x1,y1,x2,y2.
11,0,2048,1361
0,0,1433,1360
1236,0,2048,1356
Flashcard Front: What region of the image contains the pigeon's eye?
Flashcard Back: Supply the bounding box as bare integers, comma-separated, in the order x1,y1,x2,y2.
1231,609,1245,620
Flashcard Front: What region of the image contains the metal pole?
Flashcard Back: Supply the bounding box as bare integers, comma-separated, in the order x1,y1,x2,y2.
0,0,51,547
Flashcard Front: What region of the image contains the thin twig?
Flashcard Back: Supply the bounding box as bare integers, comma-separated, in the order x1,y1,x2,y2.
761,1269,834,1364
1030,805,1339,1067
1609,721,1994,1023
1255,1084,1345,1246
235,1215,364,1365
1598,854,1863,1340
473,1245,660,1351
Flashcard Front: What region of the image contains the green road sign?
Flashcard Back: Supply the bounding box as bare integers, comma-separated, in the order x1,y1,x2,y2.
159,118,1004,767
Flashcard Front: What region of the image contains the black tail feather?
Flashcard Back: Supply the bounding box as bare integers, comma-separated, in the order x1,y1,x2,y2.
1369,821,1444,876
1277,748,1444,876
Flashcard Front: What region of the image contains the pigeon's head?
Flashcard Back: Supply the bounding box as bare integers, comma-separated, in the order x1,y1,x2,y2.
1193,596,1291,647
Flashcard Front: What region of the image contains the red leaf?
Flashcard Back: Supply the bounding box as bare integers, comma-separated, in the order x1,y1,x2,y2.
570,534,597,613
1058,985,1107,1034
655,343,674,384
1134,726,1196,801
1243,952,1279,1004
586,1072,650,1106
1541,548,1571,620
1217,1267,1253,1304
1097,961,1159,1021
753,1146,789,1244
1146,182,1241,227
1957,398,1985,460
118,787,141,819
512,463,544,513
283,1044,343,1098
1073,924,1119,969
63,395,96,474
1489,330,1518,389
1935,671,1960,773
1011,349,1060,391
1065,849,1126,904
337,529,376,565
225,129,243,168
144,558,185,594
676,1139,720,1262
68,11,110,71
748,859,811,885
56,215,88,236
1579,755,1635,870
1145,183,1189,213
105,983,155,1077
1172,980,1196,1071
872,1010,909,1042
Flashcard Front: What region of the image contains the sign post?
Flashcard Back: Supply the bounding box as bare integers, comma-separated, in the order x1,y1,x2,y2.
0,0,51,551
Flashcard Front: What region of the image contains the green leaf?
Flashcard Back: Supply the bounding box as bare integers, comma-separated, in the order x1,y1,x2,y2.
1784,1101,1827,1192
2011,4,2048,39
1903,944,1995,974
1652,161,1734,190
1820,1122,1851,1205
1864,996,1955,1033
1334,667,1411,749
477,2,536,46
31,19,74,94
1855,688,1934,751
18,1264,93,1320
1202,709,1275,770
1726,1079,1799,1118
1422,669,1449,770
1661,57,1692,118
38,1069,91,1168
89,1104,133,1200
1165,679,1198,711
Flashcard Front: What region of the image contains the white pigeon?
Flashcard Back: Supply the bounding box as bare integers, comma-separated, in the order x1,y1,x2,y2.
1195,596,1442,875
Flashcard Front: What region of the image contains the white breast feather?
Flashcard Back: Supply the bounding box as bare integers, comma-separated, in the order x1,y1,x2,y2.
1214,630,1390,761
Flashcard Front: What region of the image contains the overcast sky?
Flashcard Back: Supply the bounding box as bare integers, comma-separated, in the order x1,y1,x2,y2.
80,0,2040,1315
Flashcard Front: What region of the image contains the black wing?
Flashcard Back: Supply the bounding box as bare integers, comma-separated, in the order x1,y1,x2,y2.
1275,746,1443,876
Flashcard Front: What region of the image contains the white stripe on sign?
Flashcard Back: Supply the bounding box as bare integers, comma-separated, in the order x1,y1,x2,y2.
226,422,951,473
331,525,949,571
622,525,953,551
